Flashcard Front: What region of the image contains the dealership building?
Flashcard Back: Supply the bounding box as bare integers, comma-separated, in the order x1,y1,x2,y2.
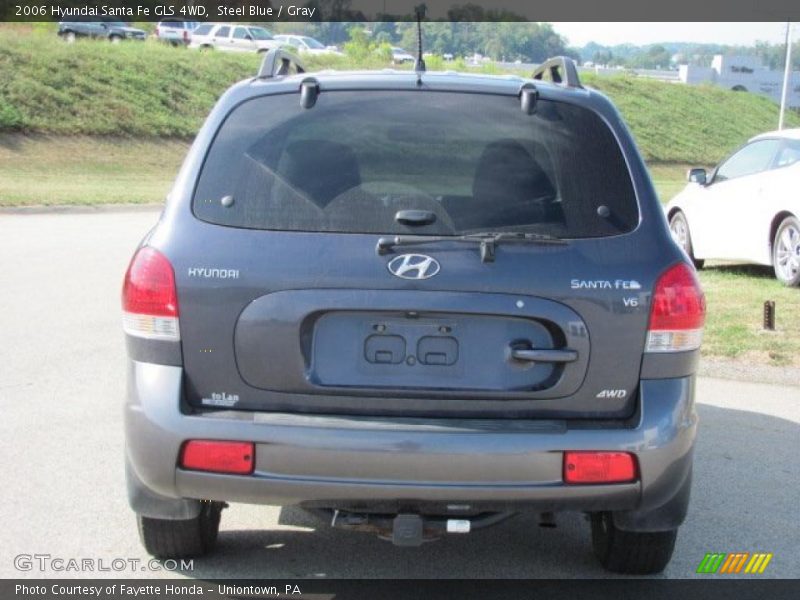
679,54,800,107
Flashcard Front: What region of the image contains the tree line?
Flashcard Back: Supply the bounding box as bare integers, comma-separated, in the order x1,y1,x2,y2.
270,21,578,63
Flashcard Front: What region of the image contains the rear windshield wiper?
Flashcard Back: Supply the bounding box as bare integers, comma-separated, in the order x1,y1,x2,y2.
376,231,567,263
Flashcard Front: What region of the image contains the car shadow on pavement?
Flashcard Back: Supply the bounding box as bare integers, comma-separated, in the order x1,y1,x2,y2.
178,403,799,579
189,509,605,579
704,263,775,279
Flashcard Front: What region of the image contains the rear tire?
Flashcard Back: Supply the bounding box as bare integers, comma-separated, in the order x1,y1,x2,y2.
669,211,704,270
137,501,224,559
590,512,677,574
772,216,800,286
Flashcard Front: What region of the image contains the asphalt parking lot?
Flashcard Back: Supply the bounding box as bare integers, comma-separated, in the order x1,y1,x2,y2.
0,209,798,579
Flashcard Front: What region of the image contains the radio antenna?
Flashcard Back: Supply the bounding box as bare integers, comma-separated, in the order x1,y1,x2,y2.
414,4,426,83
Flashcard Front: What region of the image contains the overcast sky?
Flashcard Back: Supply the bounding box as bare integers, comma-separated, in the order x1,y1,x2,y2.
551,22,798,47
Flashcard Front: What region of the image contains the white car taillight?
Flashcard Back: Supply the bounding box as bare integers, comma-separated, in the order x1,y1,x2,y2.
645,262,705,352
122,247,180,341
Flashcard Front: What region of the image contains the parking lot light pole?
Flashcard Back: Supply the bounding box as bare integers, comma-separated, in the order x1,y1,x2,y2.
779,21,793,130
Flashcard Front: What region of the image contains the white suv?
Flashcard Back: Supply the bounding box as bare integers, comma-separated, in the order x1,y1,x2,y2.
189,23,279,53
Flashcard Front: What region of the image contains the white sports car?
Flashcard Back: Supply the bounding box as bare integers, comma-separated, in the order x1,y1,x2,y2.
666,128,800,286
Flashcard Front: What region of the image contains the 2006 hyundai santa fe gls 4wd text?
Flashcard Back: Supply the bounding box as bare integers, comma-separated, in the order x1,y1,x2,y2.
122,52,705,574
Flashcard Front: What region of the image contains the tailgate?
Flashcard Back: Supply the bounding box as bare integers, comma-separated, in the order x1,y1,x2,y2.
171,226,663,420
234,289,589,398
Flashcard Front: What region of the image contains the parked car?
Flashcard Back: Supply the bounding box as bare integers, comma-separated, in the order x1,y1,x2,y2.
57,19,146,43
667,128,800,286
188,23,279,53
155,19,199,46
123,53,703,574
274,34,342,55
391,47,415,64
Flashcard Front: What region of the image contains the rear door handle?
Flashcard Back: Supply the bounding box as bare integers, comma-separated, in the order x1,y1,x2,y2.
511,348,578,363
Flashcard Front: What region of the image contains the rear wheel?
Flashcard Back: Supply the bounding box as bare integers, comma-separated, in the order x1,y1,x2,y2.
669,211,704,269
773,216,800,286
137,501,224,558
63,32,76,43
590,512,677,574
109,35,122,44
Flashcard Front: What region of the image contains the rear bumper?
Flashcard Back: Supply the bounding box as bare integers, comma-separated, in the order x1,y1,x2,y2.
125,360,697,530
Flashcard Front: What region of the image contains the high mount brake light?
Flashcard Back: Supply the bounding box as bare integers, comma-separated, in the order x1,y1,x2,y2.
122,247,180,341
646,262,705,353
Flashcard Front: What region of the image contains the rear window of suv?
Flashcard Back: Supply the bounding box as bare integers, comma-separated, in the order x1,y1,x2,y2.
193,90,638,238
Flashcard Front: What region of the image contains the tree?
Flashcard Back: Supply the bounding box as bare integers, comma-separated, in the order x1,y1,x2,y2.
592,50,614,66
395,21,573,62
628,45,673,69
342,25,392,62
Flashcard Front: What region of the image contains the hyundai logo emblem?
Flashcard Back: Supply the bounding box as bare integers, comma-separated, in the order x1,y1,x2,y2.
387,254,441,280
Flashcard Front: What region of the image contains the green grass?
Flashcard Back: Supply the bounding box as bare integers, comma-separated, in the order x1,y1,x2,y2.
0,135,796,365
0,134,688,207
0,29,261,136
1,27,798,157
1,27,797,366
698,265,800,366
581,74,800,164
0,27,761,208
0,134,187,205
649,163,692,203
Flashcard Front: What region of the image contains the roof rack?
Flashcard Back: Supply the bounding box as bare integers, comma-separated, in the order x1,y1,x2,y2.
532,56,582,88
257,48,306,79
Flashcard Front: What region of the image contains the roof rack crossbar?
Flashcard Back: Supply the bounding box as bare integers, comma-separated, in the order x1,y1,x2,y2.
532,56,582,88
257,48,306,79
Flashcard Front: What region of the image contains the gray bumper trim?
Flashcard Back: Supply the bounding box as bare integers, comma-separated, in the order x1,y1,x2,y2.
125,360,696,525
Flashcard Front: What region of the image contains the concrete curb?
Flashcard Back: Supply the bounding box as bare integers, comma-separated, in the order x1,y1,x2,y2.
699,357,800,387
0,203,163,215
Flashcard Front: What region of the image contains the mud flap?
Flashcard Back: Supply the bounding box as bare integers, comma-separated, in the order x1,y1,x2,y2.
126,458,202,520
612,466,692,532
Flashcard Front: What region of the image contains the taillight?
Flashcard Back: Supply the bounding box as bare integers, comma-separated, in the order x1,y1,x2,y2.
122,247,180,340
646,262,705,353
183,30,189,42
180,440,255,475
563,451,637,484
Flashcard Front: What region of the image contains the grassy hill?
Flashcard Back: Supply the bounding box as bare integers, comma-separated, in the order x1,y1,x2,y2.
2,29,798,366
583,73,800,163
1,28,798,164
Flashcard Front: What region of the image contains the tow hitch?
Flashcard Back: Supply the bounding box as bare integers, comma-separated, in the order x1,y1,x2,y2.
327,510,516,546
